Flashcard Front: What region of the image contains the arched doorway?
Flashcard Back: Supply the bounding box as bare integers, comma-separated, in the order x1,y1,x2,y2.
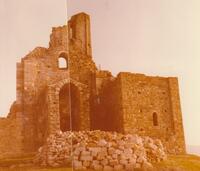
59,83,80,132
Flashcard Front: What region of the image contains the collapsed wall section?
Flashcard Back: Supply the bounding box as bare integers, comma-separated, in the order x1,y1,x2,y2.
94,71,124,132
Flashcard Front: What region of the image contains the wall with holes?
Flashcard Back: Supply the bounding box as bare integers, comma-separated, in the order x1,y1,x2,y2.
117,72,185,154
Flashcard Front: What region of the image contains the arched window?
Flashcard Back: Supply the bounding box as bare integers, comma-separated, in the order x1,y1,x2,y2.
58,53,68,69
153,112,158,126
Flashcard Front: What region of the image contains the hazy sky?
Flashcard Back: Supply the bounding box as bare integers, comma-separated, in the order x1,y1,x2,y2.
0,0,200,147
0,0,67,114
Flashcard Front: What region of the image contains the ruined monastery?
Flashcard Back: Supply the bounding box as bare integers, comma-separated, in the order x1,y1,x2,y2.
0,13,186,159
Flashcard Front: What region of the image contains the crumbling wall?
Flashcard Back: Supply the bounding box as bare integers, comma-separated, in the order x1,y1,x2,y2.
35,89,49,148
0,12,186,159
68,12,92,56
0,118,23,159
95,71,124,132
13,13,97,154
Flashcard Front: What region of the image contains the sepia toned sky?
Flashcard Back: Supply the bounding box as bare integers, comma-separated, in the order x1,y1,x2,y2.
0,0,200,148
0,0,67,114
68,0,200,148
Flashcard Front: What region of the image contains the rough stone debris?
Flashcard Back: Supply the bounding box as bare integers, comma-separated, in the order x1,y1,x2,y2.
34,130,167,170
0,12,186,159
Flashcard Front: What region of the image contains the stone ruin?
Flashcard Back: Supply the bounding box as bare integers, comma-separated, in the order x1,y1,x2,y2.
0,12,186,160
34,130,167,170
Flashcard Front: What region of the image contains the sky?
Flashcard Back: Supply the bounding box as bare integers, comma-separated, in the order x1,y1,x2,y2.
0,0,67,114
0,0,200,148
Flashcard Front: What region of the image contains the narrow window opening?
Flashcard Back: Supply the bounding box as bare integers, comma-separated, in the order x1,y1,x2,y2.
153,112,158,126
69,27,73,39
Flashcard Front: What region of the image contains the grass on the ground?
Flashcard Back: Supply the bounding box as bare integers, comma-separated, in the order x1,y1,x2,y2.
1,154,200,171
155,154,200,171
0,155,71,171
0,168,71,171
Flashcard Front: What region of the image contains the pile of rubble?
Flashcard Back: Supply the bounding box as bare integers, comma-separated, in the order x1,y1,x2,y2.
34,130,167,170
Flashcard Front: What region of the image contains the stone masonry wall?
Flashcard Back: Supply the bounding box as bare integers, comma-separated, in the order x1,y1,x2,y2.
168,78,186,154
0,12,185,159
13,13,97,154
96,73,124,132
0,118,23,159
116,72,185,154
35,88,49,148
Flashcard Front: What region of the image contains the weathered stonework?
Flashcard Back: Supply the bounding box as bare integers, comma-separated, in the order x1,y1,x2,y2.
0,12,186,158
